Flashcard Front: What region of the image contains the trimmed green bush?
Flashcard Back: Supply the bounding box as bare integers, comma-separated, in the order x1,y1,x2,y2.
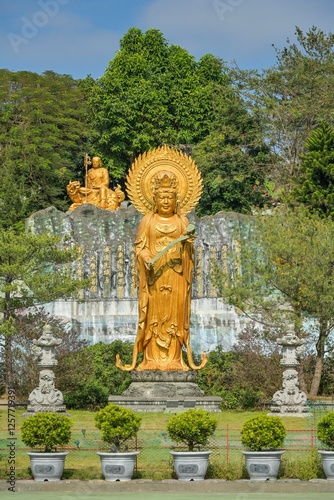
219,387,262,410
21,412,73,452
64,380,109,410
317,411,334,449
166,408,217,452
241,414,286,451
95,403,141,452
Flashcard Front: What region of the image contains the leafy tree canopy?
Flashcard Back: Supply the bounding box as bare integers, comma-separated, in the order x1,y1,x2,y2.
0,229,89,390
0,69,91,226
192,97,273,215
215,204,334,396
83,27,273,215
84,27,230,180
233,26,334,192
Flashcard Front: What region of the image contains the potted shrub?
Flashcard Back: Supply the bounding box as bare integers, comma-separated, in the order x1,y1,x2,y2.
95,403,141,481
241,414,286,481
21,412,73,481
166,408,217,481
317,411,334,480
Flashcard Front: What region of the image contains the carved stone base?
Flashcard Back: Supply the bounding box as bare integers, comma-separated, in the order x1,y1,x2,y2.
269,405,309,417
23,404,69,417
129,370,198,383
109,370,221,412
122,370,204,398
108,395,221,412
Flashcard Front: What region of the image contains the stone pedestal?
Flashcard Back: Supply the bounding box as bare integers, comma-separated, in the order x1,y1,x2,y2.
109,371,221,412
269,332,309,417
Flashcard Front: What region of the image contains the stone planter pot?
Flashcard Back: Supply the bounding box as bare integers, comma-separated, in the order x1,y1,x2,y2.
97,451,139,481
170,450,211,481
27,451,68,481
318,450,334,480
242,450,284,481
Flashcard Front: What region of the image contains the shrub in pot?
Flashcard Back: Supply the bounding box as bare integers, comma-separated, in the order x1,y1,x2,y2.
95,403,141,481
21,412,73,481
317,411,334,480
241,414,286,451
241,414,286,481
166,408,217,481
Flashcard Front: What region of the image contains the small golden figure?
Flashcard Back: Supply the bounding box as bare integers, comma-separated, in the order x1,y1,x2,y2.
116,145,207,371
66,154,125,211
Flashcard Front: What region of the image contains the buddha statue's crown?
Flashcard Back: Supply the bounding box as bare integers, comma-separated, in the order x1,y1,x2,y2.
152,170,178,194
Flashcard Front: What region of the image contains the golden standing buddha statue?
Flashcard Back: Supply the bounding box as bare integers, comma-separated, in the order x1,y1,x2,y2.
116,145,207,372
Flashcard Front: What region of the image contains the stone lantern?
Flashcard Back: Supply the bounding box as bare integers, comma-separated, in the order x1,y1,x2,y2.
270,330,308,416
25,324,67,415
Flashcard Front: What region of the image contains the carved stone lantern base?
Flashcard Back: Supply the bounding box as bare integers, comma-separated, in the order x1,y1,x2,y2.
268,406,309,417
25,403,68,414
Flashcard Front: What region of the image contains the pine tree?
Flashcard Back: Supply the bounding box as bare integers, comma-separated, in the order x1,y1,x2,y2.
293,121,334,217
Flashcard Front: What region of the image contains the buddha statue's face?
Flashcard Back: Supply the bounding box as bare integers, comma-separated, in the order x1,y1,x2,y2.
91,156,102,169
155,190,176,217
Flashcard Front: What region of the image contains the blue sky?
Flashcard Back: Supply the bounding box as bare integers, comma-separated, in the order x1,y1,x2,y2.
1,0,334,80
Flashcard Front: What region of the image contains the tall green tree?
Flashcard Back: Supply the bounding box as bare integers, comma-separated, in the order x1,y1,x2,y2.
85,27,272,214
84,27,229,180
0,69,91,225
0,229,89,392
192,95,272,215
215,204,334,397
234,26,334,191
292,121,334,217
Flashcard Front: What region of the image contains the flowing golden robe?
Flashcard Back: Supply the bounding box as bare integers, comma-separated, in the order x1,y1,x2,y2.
135,211,193,370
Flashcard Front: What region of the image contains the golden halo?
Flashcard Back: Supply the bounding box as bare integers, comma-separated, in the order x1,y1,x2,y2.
126,145,203,215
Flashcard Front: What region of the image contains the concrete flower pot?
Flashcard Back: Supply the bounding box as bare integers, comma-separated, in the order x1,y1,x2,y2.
27,451,68,481
170,450,211,481
242,450,284,481
97,451,139,481
318,450,334,480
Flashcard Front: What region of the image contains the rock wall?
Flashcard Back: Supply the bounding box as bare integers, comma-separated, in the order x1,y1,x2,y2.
26,204,249,353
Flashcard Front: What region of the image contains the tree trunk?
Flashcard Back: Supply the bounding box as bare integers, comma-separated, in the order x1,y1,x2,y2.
309,318,327,398
309,356,323,397
297,364,308,394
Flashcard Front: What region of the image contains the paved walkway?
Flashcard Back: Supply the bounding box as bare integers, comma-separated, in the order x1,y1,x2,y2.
1,479,334,499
